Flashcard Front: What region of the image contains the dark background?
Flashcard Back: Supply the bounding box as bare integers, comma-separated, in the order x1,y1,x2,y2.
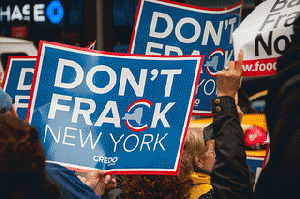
0,0,264,52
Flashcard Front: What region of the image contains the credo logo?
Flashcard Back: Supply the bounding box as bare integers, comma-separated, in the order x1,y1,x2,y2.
93,156,119,165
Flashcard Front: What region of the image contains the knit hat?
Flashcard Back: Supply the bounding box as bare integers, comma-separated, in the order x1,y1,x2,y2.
0,88,12,112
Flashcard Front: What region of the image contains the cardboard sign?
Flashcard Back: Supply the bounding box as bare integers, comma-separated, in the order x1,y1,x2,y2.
2,57,36,120
130,0,242,115
232,0,300,77
2,43,96,120
247,156,264,183
87,40,97,50
27,40,203,174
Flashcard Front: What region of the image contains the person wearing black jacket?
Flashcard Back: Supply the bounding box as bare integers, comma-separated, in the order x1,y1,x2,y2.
201,19,300,198
102,49,254,199
253,16,300,199
199,49,254,199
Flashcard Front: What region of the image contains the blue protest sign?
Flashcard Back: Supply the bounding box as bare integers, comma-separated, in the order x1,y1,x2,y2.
2,56,36,120
130,0,242,115
247,156,264,183
87,40,97,50
2,44,98,120
27,41,203,174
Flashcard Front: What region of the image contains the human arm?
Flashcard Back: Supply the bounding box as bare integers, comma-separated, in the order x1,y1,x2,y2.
46,162,109,198
207,50,254,199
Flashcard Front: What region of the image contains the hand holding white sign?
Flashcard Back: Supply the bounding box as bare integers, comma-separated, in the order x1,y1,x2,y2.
217,49,244,98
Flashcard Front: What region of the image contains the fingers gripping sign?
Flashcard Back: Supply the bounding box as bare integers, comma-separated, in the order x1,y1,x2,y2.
217,49,244,98
84,170,117,196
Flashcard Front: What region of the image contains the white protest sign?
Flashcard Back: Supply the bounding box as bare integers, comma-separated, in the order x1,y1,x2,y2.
232,0,300,76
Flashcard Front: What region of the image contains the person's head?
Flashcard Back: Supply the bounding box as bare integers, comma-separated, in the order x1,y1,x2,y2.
121,136,194,199
0,113,59,198
121,173,193,199
183,127,216,172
